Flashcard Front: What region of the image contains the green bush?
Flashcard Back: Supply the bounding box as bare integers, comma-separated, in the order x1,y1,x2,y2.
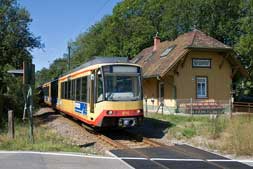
182,128,196,138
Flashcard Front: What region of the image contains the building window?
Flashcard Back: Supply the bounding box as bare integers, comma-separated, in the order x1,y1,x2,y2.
160,45,176,58
196,77,208,99
192,58,211,68
159,82,164,102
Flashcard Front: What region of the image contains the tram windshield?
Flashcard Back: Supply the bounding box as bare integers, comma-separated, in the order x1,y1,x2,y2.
102,65,142,101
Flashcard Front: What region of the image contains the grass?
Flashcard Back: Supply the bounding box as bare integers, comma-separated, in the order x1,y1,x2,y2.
0,120,87,153
222,115,253,155
148,113,253,156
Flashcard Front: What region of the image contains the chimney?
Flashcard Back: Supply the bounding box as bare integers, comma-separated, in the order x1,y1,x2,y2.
153,33,160,52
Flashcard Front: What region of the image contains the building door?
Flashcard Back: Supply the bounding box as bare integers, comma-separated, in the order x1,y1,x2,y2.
196,77,208,99
159,82,164,104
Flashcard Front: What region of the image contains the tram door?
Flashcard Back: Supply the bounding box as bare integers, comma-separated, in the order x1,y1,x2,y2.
51,79,58,108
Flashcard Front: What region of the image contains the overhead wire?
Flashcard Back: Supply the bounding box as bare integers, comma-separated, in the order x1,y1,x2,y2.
79,0,112,33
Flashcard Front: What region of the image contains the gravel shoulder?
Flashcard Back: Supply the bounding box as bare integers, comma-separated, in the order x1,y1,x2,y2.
35,108,115,155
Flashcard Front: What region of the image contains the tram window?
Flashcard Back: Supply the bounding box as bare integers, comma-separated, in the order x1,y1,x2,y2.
64,82,67,99
67,81,71,99
43,87,49,97
97,74,103,102
76,78,81,101
71,80,76,100
61,82,64,99
81,77,87,102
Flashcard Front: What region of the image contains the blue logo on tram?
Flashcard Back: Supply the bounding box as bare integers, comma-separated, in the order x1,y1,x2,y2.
75,102,87,115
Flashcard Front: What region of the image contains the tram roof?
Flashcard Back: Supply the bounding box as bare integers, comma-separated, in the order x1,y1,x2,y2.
41,57,140,86
60,56,130,77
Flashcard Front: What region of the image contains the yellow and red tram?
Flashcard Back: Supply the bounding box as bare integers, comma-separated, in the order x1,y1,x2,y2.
42,57,144,128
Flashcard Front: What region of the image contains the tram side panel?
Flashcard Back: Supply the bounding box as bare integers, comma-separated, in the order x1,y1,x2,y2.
56,71,94,125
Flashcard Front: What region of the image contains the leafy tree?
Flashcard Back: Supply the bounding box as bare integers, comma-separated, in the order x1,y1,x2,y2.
38,0,253,98
234,0,253,96
0,0,41,123
0,0,41,93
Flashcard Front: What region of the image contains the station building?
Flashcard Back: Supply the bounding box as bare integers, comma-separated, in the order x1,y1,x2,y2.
132,30,248,113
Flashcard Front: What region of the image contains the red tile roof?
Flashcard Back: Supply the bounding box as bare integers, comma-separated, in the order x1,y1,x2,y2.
131,30,247,78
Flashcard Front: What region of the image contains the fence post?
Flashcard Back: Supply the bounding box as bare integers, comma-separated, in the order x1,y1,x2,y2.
229,99,232,118
8,110,14,139
151,97,154,112
249,103,250,113
144,97,148,116
190,98,193,116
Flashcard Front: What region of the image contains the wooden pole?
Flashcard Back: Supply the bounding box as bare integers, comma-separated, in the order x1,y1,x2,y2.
8,110,14,139
0,95,3,129
27,85,34,143
190,98,193,116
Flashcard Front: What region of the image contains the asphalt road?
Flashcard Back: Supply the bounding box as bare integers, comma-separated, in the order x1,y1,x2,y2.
0,148,252,169
0,151,132,169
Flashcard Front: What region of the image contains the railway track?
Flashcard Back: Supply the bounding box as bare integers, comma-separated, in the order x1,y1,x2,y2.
82,125,232,169
99,130,167,149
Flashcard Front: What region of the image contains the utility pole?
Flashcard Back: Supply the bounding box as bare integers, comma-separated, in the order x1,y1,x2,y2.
68,45,71,71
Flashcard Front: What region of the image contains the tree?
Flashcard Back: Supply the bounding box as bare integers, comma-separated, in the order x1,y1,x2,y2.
0,0,41,93
234,0,253,96
39,0,253,98
0,0,41,122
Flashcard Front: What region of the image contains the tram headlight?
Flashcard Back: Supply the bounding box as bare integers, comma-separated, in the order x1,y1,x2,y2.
137,109,142,114
107,110,113,115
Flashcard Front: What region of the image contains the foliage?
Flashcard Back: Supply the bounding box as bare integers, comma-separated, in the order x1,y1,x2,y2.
0,0,41,122
234,0,253,96
35,58,67,86
36,0,253,95
0,0,41,91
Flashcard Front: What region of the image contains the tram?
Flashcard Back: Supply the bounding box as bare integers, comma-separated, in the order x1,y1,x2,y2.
42,57,144,128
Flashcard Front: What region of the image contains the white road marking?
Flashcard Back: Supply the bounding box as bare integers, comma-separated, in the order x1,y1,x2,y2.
207,159,237,162
0,151,117,160
121,157,147,160
207,159,253,163
151,158,204,161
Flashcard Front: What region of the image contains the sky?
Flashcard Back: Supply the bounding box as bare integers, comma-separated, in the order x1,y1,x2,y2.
19,0,122,71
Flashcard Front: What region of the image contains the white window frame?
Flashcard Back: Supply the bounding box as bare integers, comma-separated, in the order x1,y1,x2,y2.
196,77,208,99
192,58,211,68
